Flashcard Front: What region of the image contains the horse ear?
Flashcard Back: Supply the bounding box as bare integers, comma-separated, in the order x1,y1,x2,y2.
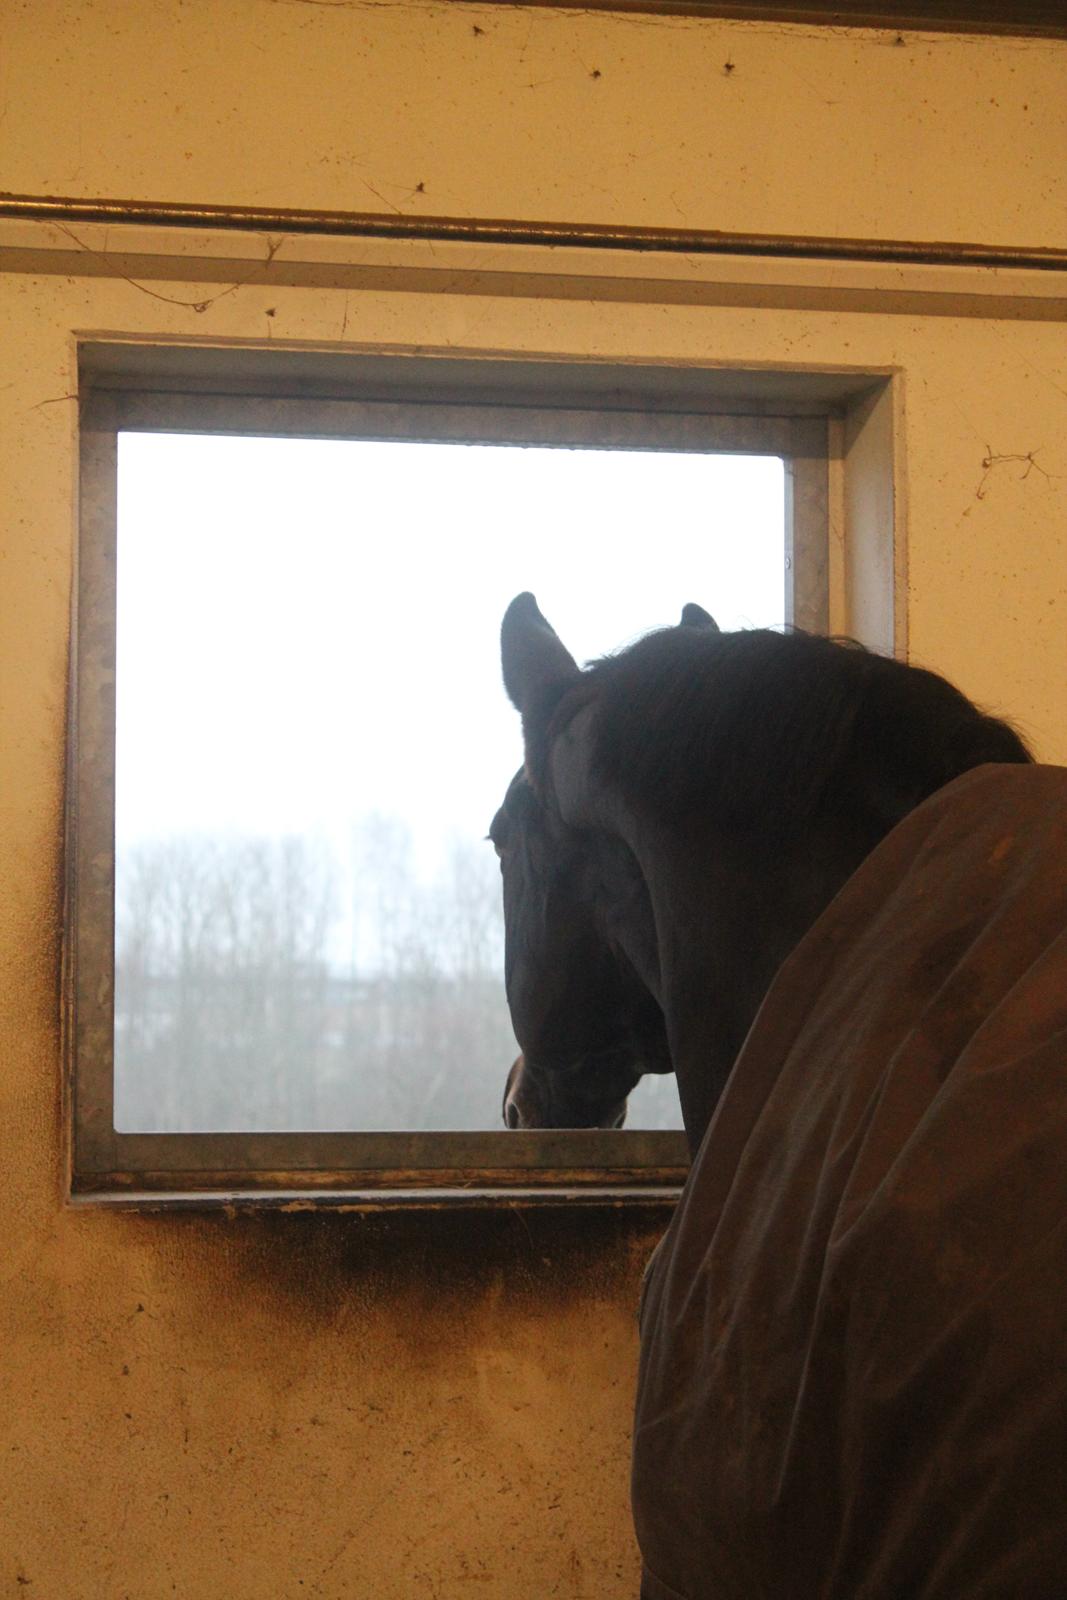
681,602,720,631
501,592,580,719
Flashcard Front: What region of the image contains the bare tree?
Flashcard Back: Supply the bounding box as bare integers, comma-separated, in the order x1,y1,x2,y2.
115,822,681,1134
115,822,516,1132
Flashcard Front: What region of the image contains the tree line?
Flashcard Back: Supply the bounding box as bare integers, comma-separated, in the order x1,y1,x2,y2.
114,821,680,1133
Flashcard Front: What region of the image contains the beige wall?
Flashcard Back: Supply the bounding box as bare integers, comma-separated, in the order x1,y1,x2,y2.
2,5,1066,1596
4,2,1067,245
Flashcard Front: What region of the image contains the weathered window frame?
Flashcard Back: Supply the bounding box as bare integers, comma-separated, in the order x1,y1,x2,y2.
68,347,832,1206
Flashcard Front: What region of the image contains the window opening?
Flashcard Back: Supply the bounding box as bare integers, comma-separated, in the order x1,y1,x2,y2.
114,432,785,1136
70,370,829,1199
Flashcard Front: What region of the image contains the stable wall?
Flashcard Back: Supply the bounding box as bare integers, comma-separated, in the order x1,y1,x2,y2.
2,5,1066,1597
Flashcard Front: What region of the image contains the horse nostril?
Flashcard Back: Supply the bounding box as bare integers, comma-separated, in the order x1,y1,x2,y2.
504,1099,521,1129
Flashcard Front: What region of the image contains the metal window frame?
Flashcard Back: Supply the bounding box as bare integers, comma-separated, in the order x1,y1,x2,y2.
68,353,830,1205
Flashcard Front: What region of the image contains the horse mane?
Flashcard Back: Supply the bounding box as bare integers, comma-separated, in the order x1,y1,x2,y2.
581,627,1032,840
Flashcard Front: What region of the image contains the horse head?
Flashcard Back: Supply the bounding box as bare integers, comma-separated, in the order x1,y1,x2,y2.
492,592,1031,1149
492,594,710,1131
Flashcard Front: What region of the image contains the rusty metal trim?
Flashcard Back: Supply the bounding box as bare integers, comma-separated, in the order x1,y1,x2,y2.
4,190,1067,274
69,1185,686,1211
72,1153,690,1188
74,1131,691,1180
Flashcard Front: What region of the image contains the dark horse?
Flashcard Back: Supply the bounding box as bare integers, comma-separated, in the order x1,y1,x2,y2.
493,594,1028,1149
491,594,1067,1598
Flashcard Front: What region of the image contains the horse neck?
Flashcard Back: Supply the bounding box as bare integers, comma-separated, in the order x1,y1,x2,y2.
628,817,865,1158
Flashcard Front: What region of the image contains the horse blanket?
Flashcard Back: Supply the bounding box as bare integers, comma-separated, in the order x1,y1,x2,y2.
634,763,1067,1599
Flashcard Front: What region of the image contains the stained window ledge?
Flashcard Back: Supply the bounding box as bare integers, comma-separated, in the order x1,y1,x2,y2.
67,1183,685,1213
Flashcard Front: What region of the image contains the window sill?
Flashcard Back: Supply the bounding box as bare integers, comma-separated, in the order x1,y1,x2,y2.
67,1182,685,1213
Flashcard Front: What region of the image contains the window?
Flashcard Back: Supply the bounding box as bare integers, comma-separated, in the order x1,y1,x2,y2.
69,348,831,1202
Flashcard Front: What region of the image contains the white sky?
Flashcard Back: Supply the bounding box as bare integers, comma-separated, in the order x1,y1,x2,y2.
116,432,785,882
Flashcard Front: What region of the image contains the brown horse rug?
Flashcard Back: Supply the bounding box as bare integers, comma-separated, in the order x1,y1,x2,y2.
634,763,1067,1600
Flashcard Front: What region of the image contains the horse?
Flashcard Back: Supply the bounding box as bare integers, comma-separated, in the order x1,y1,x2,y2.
493,594,1030,1149
491,593,1067,1598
